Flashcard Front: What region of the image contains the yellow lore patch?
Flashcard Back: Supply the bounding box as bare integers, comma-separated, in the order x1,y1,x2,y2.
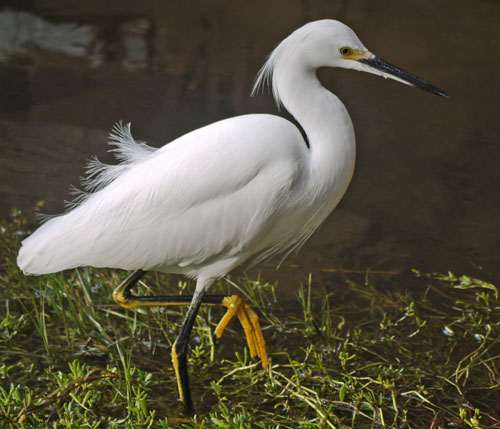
339,47,372,60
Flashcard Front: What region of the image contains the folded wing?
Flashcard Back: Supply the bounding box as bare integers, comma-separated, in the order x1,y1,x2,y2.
18,115,307,275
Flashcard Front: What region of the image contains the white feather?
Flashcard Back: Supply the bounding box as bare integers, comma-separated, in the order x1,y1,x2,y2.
18,115,315,277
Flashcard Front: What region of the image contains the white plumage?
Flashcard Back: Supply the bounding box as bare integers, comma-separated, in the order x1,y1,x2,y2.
17,19,445,292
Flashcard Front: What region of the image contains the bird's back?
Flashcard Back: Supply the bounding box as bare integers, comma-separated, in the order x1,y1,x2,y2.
18,114,310,278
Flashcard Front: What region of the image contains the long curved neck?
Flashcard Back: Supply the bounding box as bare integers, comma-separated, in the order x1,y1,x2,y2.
274,66,356,197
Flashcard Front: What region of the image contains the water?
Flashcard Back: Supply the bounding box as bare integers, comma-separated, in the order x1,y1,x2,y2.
1,1,499,293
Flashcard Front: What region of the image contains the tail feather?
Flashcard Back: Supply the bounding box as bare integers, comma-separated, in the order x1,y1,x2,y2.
17,207,92,274
18,221,72,275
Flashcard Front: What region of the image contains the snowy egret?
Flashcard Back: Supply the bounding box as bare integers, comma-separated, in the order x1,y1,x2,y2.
17,19,447,415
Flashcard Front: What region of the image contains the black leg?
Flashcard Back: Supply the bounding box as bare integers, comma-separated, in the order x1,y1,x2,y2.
171,288,206,416
112,270,269,415
113,270,225,308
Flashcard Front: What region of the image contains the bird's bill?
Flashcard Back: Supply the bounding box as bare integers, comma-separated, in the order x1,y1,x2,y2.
359,54,448,97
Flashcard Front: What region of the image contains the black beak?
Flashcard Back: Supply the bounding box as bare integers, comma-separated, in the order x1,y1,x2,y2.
359,56,448,97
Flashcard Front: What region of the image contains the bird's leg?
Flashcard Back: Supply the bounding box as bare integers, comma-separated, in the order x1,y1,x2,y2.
113,272,268,367
171,287,206,416
113,272,268,366
112,269,227,308
112,270,269,412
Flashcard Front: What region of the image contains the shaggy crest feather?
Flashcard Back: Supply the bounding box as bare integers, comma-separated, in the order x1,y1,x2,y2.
252,23,317,107
251,44,281,106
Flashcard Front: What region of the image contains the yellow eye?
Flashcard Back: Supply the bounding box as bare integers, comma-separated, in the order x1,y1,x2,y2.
339,47,352,56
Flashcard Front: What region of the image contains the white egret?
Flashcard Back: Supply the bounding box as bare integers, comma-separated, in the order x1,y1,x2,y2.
17,19,446,415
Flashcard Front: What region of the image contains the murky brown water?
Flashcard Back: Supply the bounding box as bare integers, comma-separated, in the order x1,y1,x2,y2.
1,0,499,293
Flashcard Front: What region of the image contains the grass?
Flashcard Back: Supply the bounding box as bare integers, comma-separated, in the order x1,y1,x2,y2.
1,209,499,428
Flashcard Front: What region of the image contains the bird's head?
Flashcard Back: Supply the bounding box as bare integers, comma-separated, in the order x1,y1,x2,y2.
253,19,448,100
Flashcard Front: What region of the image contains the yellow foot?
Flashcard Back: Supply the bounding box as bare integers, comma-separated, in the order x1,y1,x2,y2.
214,296,269,368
